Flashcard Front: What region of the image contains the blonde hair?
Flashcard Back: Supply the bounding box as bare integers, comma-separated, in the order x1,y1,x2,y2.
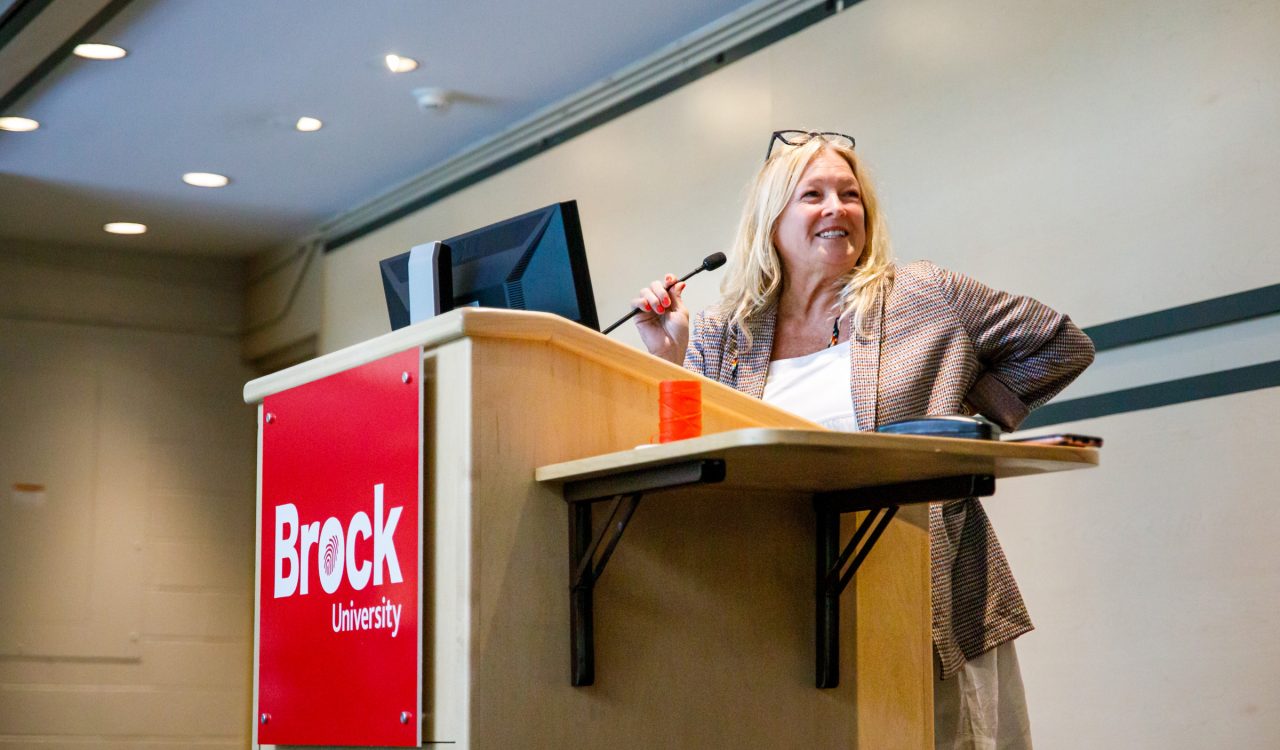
717,137,894,342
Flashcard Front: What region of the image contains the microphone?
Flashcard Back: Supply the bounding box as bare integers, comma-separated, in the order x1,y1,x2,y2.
602,252,727,335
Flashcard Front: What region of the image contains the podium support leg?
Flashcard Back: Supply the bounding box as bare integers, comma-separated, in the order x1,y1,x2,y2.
569,502,596,687
816,508,842,689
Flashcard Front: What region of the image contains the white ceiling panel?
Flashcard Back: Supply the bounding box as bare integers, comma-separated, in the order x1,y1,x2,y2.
0,0,764,256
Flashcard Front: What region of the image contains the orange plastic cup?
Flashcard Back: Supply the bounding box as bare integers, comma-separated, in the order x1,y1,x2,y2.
658,380,701,442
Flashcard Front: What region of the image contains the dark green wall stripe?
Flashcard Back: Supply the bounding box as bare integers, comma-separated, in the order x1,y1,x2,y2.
0,0,136,114
1022,359,1280,430
1021,282,1280,428
1085,283,1280,352
326,1,848,251
0,0,56,53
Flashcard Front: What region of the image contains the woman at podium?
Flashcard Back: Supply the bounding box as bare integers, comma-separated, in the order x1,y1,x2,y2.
630,130,1094,749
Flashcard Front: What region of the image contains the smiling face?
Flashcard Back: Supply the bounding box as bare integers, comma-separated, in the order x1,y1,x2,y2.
771,148,867,278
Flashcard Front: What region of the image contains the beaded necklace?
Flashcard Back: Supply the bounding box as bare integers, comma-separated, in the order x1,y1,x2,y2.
730,315,841,378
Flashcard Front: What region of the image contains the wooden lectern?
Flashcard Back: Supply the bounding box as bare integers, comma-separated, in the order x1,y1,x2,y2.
245,308,1096,748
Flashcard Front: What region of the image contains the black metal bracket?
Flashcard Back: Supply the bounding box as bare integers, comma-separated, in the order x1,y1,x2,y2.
563,458,726,503
812,473,995,689
563,459,726,686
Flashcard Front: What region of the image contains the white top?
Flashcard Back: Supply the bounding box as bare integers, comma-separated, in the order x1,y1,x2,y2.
761,340,859,432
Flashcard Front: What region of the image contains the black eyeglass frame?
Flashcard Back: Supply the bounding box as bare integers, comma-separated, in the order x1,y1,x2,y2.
764,130,856,162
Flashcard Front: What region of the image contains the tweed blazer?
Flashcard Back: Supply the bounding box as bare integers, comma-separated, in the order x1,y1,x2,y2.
684,260,1095,677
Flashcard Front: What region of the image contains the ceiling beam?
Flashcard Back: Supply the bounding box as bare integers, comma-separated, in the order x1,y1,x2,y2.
0,0,134,114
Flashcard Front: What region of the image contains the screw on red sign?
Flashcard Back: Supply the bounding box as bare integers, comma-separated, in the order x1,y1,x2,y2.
258,347,421,747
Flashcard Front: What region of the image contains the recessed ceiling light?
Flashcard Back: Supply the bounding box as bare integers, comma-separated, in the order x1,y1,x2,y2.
295,116,323,132
182,172,230,188
74,43,127,60
385,54,419,73
104,222,147,235
0,116,39,132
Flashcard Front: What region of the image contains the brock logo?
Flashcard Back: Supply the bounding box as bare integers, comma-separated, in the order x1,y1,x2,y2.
274,483,403,598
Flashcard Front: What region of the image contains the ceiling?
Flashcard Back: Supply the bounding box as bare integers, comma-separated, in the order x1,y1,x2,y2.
0,0,764,257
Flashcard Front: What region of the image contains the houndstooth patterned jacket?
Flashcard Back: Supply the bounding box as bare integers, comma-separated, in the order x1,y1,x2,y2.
685,260,1095,678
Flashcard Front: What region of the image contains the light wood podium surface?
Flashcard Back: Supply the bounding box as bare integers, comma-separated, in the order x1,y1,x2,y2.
246,308,1098,749
537,426,1097,490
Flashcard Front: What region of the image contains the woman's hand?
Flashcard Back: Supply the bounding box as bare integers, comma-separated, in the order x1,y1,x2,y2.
631,274,689,365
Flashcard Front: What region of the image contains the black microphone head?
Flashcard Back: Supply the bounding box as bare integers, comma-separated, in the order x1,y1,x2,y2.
702,252,727,271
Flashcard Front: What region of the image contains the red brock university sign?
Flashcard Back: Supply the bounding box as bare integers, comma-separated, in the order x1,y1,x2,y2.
256,347,422,747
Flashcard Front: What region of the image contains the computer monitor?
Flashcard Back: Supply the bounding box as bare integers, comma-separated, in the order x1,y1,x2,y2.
379,241,452,331
379,200,599,331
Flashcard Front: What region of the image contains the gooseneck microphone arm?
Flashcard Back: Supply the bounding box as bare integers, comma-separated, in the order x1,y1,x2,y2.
601,252,727,335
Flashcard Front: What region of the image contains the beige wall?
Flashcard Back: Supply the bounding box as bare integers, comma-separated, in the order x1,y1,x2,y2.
993,390,1280,748
242,241,322,373
318,0,1280,747
0,243,258,748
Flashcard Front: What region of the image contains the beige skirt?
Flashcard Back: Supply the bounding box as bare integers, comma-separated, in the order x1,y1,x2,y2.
934,640,1033,750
